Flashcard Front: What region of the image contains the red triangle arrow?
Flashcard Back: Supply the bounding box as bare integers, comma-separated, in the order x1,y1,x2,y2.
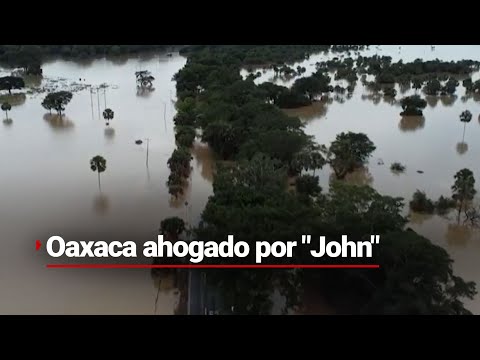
36,240,41,251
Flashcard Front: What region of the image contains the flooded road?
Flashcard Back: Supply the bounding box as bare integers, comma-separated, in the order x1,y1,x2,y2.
1,46,480,314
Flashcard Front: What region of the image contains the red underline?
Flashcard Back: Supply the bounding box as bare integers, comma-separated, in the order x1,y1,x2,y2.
46,264,380,269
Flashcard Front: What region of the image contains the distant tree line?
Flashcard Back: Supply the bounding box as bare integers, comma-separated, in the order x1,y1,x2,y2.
0,45,171,71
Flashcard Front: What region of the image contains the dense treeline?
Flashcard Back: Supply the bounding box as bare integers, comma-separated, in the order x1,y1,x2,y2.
164,45,477,315
179,45,366,65
0,45,170,71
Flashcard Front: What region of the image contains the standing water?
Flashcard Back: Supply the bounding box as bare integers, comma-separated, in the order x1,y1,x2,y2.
1,46,480,314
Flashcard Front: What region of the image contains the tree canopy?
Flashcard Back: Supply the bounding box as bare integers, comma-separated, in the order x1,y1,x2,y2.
42,91,73,116
0,76,25,94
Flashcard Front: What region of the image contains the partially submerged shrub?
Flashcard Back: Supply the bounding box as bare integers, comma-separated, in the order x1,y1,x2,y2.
409,190,435,214
390,162,406,173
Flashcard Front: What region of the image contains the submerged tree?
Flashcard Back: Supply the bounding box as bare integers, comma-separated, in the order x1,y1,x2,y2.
41,97,54,114
43,91,73,117
400,95,427,116
160,217,186,241
459,110,472,142
16,46,43,75
0,76,25,95
322,132,376,179
103,108,114,126
90,155,107,191
1,102,11,120
135,70,155,87
452,169,476,223
364,229,476,315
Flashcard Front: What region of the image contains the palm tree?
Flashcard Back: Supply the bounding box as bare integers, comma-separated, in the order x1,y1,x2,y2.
135,71,155,87
102,108,114,126
90,155,107,191
160,217,186,242
1,102,11,120
452,168,476,223
459,110,472,142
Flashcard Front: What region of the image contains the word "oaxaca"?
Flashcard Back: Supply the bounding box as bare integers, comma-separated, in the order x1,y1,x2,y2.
46,236,136,257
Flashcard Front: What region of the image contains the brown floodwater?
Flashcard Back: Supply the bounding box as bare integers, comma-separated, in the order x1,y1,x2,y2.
1,46,480,314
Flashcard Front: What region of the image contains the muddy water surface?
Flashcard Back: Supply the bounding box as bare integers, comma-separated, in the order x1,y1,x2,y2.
1,46,480,314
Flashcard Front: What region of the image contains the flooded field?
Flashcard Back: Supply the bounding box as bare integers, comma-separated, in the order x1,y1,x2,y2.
1,46,480,314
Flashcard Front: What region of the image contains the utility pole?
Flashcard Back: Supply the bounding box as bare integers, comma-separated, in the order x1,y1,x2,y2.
104,87,107,109
162,101,167,132
89,86,94,119
96,86,101,119
145,138,150,167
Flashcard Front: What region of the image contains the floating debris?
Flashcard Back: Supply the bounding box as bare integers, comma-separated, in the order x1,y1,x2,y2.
417,170,424,174
135,140,143,145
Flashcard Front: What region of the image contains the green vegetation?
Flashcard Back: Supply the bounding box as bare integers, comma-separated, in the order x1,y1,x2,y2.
323,132,376,180
409,190,435,214
42,91,73,117
179,45,335,65
1,102,11,120
135,70,155,87
0,76,25,94
355,56,480,84
103,108,114,126
390,162,406,173
452,169,476,223
90,155,107,191
400,95,427,116
167,148,192,198
162,45,476,315
175,126,196,148
195,158,475,314
295,174,322,204
459,110,472,142
0,45,169,64
435,196,456,215
160,217,185,241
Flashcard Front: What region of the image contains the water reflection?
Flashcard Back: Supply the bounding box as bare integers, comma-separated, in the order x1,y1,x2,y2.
43,113,74,130
333,166,374,187
282,101,328,122
425,95,439,108
151,269,180,315
382,96,397,106
107,55,129,65
169,180,192,209
456,142,469,155
461,93,480,103
192,142,215,183
361,93,382,105
333,94,346,104
399,83,411,94
93,193,110,215
346,167,373,186
409,212,434,226
136,86,155,98
446,223,472,247
0,93,26,107
398,116,425,132
104,127,115,140
23,75,43,88
440,95,457,107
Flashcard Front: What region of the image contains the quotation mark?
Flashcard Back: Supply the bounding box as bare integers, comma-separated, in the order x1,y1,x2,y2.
302,235,311,244
370,235,380,244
